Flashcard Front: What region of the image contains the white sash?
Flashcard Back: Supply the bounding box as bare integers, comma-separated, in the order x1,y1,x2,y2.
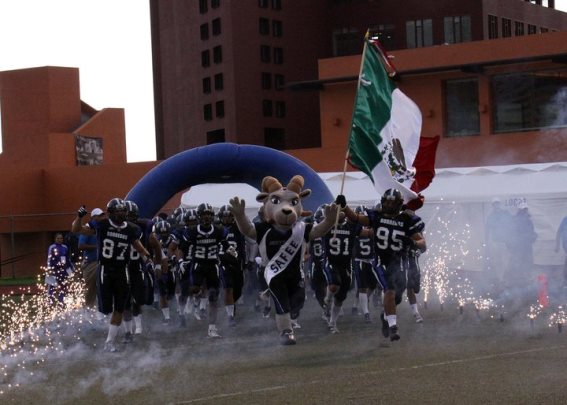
264,222,305,286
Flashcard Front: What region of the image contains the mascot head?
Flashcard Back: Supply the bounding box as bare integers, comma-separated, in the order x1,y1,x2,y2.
256,175,312,228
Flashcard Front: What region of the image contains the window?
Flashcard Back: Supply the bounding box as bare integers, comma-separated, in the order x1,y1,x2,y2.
260,45,271,62
200,23,209,40
369,24,396,50
492,71,567,133
214,73,223,90
445,78,480,137
201,50,210,67
406,19,433,48
202,77,211,94
443,16,471,44
502,18,512,38
333,29,361,56
207,129,225,144
199,0,208,14
272,20,283,37
273,47,284,64
528,24,537,34
515,21,524,36
263,99,273,117
275,101,286,118
540,27,549,33
258,0,268,8
203,104,213,121
211,0,220,8
272,0,281,10
261,72,272,89
213,46,222,64
264,128,285,149
488,15,498,39
274,74,285,90
212,18,221,36
259,18,270,35
215,101,225,118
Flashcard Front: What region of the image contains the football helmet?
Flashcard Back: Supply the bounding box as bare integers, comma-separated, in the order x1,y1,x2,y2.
124,200,139,221
106,198,127,222
313,204,327,223
354,205,367,215
381,189,403,215
152,220,171,236
197,203,214,225
183,209,198,226
218,205,234,225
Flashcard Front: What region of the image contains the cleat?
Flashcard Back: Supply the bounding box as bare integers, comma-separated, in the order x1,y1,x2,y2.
103,341,118,352
207,326,222,338
291,319,301,330
414,313,423,323
328,324,340,334
389,325,400,341
262,306,271,318
228,316,237,327
364,313,371,323
380,313,389,338
280,329,296,345
162,317,170,325
122,332,133,344
134,326,142,335
351,307,359,315
194,309,203,321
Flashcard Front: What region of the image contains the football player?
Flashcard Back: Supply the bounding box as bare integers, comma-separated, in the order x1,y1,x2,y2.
307,205,328,320
336,189,426,341
71,198,152,352
152,220,176,324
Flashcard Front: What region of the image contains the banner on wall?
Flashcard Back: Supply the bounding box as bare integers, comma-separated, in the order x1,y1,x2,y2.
75,135,103,166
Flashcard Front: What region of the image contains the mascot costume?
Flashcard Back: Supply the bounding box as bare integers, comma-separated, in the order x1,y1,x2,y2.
230,175,339,345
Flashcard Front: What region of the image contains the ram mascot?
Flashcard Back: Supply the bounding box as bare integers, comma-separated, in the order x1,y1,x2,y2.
229,175,338,345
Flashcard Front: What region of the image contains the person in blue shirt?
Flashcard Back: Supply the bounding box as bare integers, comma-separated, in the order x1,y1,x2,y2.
78,208,105,311
46,232,74,305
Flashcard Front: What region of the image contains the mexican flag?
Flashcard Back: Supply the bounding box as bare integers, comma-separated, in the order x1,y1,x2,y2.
348,38,422,203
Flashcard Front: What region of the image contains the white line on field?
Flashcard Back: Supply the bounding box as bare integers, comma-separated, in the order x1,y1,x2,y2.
171,344,563,404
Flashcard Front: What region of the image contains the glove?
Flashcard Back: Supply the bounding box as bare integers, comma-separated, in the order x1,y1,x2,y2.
400,235,417,250
335,194,347,208
77,206,87,218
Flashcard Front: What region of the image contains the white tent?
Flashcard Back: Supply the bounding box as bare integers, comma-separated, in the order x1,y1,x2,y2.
180,163,567,270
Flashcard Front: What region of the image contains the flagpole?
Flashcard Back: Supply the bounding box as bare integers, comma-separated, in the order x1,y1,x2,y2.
332,31,370,233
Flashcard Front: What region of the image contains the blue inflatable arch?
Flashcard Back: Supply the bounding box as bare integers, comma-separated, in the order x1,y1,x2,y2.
126,143,334,219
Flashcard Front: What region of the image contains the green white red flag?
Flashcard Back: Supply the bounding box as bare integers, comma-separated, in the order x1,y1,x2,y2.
348,38,422,203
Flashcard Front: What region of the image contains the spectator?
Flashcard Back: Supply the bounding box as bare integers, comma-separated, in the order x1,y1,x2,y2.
506,202,537,286
77,208,105,312
46,232,74,305
485,197,512,284
555,213,567,288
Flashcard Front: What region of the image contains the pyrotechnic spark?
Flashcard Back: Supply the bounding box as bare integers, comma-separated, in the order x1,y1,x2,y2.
0,268,90,394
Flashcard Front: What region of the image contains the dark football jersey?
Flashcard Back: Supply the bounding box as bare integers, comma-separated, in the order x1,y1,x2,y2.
184,224,227,263
367,210,425,266
256,222,313,272
354,233,375,261
221,223,246,264
88,218,141,268
323,221,362,266
309,237,325,265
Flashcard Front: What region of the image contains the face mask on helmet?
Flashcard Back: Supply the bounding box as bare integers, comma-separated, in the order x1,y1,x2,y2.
107,198,127,222
197,203,214,225
381,189,403,215
124,201,139,222
152,220,171,238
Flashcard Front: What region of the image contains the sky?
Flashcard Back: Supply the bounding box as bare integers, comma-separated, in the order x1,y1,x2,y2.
0,0,566,163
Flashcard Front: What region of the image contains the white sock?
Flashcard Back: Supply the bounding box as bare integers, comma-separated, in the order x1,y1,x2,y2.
225,304,235,317
200,298,208,310
208,324,217,332
330,302,341,324
386,314,397,327
162,307,170,320
134,315,142,331
154,293,159,303
123,320,133,334
325,288,334,304
411,303,419,315
106,324,119,343
359,293,369,314
184,300,192,314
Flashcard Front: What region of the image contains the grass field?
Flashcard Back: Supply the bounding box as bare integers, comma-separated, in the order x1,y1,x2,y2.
1,290,567,405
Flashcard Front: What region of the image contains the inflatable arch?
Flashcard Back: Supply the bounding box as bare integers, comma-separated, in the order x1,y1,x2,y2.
126,143,334,219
